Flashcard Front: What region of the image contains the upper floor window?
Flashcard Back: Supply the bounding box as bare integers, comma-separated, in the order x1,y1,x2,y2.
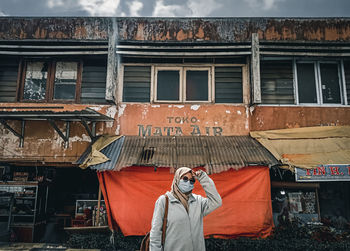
21,60,81,102
0,55,108,104
296,62,342,104
155,67,211,102
261,58,347,105
122,64,243,104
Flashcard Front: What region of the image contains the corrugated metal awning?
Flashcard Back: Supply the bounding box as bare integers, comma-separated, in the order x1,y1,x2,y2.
78,135,279,173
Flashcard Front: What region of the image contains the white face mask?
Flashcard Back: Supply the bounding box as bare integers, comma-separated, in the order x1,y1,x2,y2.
178,179,194,193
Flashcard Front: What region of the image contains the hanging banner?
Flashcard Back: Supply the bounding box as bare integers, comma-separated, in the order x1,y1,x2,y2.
295,165,350,182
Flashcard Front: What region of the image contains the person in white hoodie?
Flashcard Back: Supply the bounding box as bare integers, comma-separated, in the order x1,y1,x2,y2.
150,167,222,251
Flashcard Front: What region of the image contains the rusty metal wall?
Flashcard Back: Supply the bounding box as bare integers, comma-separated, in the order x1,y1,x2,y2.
250,106,350,131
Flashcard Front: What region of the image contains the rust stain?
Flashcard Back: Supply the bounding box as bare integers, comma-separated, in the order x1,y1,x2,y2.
19,30,27,39
176,29,188,41
195,26,205,39
282,27,296,40
74,26,88,39
324,28,339,41
251,107,350,131
304,28,323,41
265,26,281,40
135,23,145,40
117,104,249,136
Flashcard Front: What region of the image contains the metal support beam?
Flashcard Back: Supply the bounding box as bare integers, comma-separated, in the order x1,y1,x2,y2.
251,33,261,104
81,119,97,141
92,122,96,138
20,120,25,148
0,119,25,147
65,121,70,149
106,18,118,103
48,119,70,148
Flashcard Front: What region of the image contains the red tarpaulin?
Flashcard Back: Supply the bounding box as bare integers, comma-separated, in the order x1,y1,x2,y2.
97,166,273,238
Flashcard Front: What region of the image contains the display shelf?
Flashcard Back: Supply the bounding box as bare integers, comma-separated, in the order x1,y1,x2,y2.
0,182,48,242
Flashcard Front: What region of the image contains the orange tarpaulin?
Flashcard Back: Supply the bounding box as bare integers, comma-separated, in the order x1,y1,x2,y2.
97,166,273,238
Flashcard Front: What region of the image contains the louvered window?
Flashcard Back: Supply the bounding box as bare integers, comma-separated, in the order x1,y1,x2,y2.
123,66,151,102
0,57,19,102
215,67,243,103
261,60,294,104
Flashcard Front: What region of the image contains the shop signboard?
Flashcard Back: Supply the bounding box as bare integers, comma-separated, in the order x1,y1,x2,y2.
295,165,350,182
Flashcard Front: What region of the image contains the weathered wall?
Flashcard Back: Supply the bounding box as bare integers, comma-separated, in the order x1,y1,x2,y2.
116,104,250,136
0,103,119,164
0,17,109,40
118,18,350,43
251,106,350,131
1,17,350,42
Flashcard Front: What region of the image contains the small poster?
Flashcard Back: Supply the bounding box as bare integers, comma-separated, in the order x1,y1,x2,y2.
288,192,302,213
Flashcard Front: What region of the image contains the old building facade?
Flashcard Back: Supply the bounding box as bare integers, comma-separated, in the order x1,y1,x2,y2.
0,17,349,241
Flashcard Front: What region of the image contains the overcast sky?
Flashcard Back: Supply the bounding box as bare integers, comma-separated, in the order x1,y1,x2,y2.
0,0,349,17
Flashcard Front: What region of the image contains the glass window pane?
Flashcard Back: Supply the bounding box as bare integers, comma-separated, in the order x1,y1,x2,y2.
23,62,48,100
297,63,317,103
157,70,180,101
54,62,77,100
186,70,208,101
320,63,341,104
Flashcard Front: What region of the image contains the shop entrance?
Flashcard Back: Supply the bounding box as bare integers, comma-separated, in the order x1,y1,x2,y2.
0,165,104,243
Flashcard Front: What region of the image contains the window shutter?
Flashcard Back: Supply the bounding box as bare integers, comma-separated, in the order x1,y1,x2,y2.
215,66,243,103
0,57,19,102
123,66,151,102
81,58,107,104
260,60,294,104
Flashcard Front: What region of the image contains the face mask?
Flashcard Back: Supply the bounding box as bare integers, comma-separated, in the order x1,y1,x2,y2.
178,179,194,193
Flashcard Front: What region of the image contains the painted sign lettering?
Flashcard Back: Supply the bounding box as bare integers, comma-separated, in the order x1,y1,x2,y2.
295,165,350,182
138,116,223,136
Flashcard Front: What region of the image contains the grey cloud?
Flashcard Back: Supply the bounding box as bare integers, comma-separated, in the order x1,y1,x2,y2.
0,0,349,17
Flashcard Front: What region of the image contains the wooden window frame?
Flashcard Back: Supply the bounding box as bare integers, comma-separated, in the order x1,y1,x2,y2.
154,66,183,103
120,63,246,104
154,66,213,103
18,59,82,103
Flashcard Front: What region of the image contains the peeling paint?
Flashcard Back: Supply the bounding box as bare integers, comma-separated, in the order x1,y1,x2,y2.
237,110,241,115
89,106,102,112
69,134,91,142
190,105,200,111
226,110,231,114
151,105,161,108
245,107,249,130
174,105,184,109
118,104,127,118
115,125,120,135
105,105,117,128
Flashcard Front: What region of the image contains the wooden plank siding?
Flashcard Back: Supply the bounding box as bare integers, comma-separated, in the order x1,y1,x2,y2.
260,60,294,104
123,66,151,102
81,58,108,104
215,67,243,103
0,57,19,102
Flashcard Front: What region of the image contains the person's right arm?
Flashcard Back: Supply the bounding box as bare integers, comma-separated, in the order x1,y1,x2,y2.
149,195,165,251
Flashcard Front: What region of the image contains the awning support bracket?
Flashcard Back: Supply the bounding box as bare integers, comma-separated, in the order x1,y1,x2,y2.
0,119,25,148
81,119,96,142
48,119,70,148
